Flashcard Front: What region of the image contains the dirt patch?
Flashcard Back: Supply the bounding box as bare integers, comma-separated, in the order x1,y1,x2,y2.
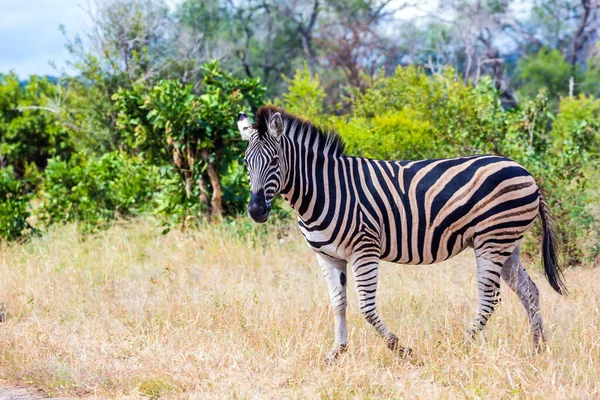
0,386,72,400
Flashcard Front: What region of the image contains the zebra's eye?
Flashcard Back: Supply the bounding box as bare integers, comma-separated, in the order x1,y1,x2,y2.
270,158,279,167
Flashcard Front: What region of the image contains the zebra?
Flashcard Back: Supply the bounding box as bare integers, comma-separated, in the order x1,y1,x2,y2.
236,106,567,362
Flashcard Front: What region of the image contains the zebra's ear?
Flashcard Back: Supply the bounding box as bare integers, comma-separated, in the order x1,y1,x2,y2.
268,112,283,138
237,111,252,140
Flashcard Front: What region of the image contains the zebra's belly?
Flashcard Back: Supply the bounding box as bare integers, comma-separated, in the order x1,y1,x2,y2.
299,223,475,264
298,225,354,261
379,231,474,265
380,222,474,265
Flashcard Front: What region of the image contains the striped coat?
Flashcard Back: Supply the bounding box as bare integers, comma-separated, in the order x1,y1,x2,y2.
237,106,566,362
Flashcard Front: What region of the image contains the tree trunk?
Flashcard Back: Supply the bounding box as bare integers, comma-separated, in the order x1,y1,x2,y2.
197,176,210,216
184,173,193,199
570,0,593,66
201,150,222,217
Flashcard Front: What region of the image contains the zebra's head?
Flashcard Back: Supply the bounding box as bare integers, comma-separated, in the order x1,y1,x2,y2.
237,110,284,223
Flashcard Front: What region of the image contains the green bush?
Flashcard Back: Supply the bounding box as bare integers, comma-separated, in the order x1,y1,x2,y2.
516,48,600,105
334,110,438,160
335,66,505,159
113,60,265,219
534,96,599,262
0,170,33,241
278,64,327,121
39,152,161,230
0,73,73,180
551,94,600,155
516,48,575,102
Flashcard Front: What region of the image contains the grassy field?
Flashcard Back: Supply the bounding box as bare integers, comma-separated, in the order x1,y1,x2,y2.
0,218,598,399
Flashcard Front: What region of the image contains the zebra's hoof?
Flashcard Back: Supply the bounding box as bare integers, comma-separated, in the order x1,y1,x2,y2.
463,324,480,345
392,344,413,359
386,337,413,358
325,343,348,365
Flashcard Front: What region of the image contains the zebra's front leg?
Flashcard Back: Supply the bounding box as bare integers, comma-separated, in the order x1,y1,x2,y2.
317,254,349,364
350,253,412,358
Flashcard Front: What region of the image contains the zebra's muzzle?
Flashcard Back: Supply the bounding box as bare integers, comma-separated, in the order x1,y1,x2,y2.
247,189,271,223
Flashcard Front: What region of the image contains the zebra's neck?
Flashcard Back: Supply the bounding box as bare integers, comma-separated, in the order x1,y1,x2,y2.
279,133,343,225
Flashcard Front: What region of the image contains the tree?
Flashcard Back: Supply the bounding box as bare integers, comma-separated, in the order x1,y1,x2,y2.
60,0,211,153
532,0,600,66
315,0,410,91
114,61,265,218
0,73,73,180
516,48,577,100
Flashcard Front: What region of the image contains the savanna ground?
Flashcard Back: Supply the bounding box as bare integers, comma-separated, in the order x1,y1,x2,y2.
0,219,598,399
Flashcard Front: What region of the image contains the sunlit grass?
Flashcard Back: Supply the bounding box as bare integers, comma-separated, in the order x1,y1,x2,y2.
0,218,597,398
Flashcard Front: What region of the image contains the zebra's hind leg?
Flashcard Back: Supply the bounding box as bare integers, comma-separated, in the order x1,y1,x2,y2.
350,253,412,358
316,254,349,364
464,248,507,342
501,245,546,350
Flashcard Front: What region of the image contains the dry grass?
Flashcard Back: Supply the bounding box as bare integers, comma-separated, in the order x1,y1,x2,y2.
0,218,598,399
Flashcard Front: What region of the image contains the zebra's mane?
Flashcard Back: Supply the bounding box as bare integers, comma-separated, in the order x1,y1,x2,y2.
253,106,346,157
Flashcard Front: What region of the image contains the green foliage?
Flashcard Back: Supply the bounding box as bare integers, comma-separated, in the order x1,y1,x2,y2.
113,60,265,219
58,72,121,154
39,152,161,230
516,48,600,105
517,48,576,101
497,93,599,263
541,96,599,261
335,110,438,160
0,169,33,241
0,73,73,179
551,94,600,154
279,64,326,120
334,66,505,159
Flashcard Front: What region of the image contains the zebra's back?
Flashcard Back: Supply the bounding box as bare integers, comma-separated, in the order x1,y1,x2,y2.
316,155,540,265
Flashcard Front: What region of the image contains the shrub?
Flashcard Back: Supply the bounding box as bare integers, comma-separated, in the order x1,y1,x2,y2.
0,169,34,241
0,73,73,180
551,94,600,155
113,60,265,219
334,110,438,160
339,66,506,158
278,64,327,121
537,96,599,262
39,152,161,230
516,48,576,102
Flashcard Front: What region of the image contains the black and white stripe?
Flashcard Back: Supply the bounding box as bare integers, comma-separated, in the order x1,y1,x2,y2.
238,106,566,361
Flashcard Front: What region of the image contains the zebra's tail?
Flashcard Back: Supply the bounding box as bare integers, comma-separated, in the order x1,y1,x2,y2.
538,192,568,295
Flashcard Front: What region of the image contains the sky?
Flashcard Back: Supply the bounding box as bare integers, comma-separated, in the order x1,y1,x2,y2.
1,0,432,78
0,0,182,78
0,0,93,77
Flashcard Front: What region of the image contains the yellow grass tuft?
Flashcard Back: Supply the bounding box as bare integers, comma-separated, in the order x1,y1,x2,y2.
0,218,598,398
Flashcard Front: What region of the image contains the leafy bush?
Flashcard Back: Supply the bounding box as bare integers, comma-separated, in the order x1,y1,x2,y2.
516,48,575,101
113,60,265,219
516,48,600,105
0,170,33,241
0,73,73,180
334,110,438,160
539,96,599,262
39,152,161,230
334,66,506,159
278,64,327,120
551,94,600,155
